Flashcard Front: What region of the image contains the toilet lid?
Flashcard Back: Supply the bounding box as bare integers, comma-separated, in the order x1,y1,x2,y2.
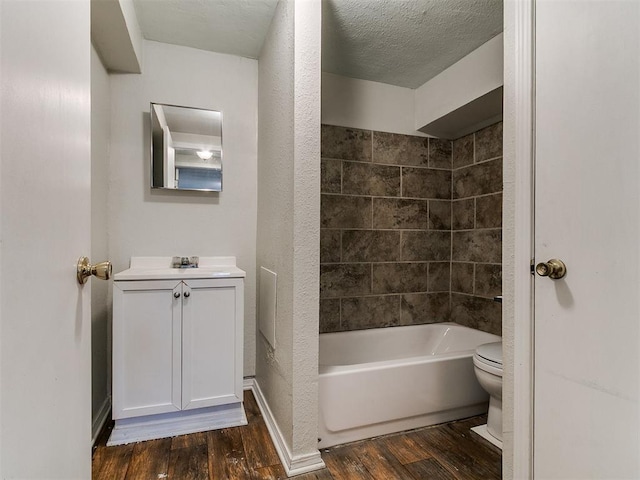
476,342,502,366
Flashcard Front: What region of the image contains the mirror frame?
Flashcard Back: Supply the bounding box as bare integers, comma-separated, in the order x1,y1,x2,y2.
150,102,223,193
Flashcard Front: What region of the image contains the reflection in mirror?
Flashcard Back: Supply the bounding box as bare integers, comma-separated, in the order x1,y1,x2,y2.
151,103,222,192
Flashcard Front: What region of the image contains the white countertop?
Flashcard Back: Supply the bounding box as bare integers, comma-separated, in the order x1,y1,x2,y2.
114,256,246,281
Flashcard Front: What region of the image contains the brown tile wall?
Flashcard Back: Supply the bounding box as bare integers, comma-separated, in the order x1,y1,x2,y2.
451,122,503,336
319,122,503,336
320,125,452,333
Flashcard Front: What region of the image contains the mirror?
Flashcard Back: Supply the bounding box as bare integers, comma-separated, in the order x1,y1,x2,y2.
151,103,222,192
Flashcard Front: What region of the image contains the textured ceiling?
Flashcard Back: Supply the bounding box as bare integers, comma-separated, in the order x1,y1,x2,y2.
322,0,503,88
132,0,503,88
132,0,279,59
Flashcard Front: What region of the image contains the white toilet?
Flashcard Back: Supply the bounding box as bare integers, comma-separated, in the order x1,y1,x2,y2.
472,341,503,449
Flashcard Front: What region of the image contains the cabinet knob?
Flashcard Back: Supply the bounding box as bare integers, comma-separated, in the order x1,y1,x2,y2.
184,291,190,298
174,292,180,298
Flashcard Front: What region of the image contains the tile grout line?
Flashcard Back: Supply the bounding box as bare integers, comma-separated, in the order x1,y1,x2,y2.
474,197,477,230
368,127,374,294
472,262,477,296
322,155,454,172
449,139,454,319
471,133,477,299
320,191,454,202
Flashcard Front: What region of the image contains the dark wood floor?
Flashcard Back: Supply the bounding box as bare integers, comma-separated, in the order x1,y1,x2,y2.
93,391,501,479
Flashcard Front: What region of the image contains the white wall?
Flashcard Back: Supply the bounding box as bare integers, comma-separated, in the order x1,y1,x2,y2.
415,33,503,138
321,72,427,136
257,0,296,453
292,0,322,462
256,0,323,473
109,40,258,376
91,44,112,441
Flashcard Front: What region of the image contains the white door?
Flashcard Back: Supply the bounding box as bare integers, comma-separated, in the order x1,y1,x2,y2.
0,1,93,478
534,1,640,477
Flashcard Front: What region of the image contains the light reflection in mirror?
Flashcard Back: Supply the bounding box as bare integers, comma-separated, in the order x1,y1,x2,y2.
151,103,222,192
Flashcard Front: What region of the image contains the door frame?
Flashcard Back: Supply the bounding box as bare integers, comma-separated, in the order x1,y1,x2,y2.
504,0,535,478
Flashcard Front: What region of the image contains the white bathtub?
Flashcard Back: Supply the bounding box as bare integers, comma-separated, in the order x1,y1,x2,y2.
318,322,500,448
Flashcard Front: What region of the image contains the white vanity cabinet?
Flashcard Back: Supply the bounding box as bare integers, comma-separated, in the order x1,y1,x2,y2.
108,257,246,446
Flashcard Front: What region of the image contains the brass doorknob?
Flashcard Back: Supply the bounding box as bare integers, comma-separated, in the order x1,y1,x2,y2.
77,257,112,285
535,259,567,280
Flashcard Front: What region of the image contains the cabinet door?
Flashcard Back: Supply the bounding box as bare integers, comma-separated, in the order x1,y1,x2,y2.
182,278,244,410
113,280,182,419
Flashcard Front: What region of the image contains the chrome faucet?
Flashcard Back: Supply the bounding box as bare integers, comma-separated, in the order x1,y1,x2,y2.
171,256,199,268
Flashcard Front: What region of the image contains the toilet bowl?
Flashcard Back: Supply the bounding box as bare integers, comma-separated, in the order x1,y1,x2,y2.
473,341,503,446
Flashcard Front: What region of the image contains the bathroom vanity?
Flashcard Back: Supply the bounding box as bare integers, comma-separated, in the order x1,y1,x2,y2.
108,257,245,446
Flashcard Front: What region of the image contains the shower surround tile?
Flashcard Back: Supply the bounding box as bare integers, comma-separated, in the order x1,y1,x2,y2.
372,263,429,294
453,158,502,199
320,230,341,263
450,294,502,336
452,198,475,230
320,264,371,298
428,200,451,230
319,122,503,335
429,138,453,169
452,230,502,264
428,262,451,292
475,122,503,162
321,125,371,162
342,162,401,197
476,193,503,229
451,262,474,295
373,198,428,230
372,131,430,166
342,230,400,263
400,293,450,325
402,167,452,199
400,231,451,262
320,299,341,333
474,263,502,298
449,121,503,334
342,295,401,330
321,158,342,194
453,133,474,169
321,194,371,229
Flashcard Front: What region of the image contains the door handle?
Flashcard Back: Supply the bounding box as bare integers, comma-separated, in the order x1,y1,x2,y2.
77,257,112,284
535,259,567,280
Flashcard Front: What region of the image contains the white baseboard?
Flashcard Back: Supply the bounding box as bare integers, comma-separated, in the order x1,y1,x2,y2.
243,377,255,390
92,396,111,446
107,402,247,446
244,377,326,477
471,424,503,450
